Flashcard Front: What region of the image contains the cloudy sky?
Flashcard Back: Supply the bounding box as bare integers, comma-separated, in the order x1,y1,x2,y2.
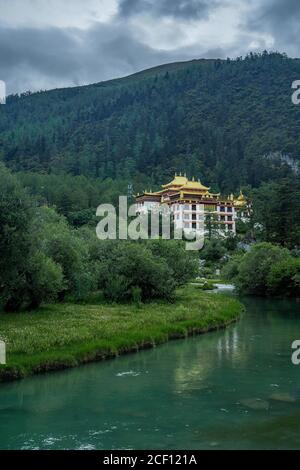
0,0,299,94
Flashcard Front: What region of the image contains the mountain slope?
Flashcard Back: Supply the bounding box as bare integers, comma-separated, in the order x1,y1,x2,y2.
1,51,300,192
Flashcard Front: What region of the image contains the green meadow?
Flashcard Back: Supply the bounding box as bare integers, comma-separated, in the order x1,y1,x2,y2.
0,286,242,382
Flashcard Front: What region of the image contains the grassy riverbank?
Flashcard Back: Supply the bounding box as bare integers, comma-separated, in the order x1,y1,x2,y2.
0,286,242,382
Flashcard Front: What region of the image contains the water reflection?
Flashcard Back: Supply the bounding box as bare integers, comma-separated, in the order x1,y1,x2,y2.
0,296,300,449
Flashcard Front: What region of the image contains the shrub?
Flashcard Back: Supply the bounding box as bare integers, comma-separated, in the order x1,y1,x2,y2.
26,252,65,308
0,164,33,311
200,239,227,263
95,241,177,302
234,243,291,296
147,239,198,286
31,207,95,301
221,254,243,281
267,257,300,297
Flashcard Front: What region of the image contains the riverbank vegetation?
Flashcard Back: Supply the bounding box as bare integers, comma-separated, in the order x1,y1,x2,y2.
0,285,242,381
0,163,198,311
197,177,300,298
222,243,300,297
0,163,243,381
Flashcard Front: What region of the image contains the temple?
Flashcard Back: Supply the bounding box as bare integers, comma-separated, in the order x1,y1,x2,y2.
135,173,249,236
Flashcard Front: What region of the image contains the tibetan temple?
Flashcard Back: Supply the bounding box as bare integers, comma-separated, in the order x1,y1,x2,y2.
135,173,249,236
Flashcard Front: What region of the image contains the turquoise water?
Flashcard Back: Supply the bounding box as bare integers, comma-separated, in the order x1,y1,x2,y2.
0,295,300,450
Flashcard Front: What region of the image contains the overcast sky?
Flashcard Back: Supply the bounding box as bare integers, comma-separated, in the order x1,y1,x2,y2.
0,0,299,94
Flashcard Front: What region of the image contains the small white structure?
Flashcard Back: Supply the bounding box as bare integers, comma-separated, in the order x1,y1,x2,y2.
0,340,6,365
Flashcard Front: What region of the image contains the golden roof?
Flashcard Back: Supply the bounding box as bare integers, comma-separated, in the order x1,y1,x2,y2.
234,190,247,207
138,173,211,199
162,174,210,192
162,174,188,188
181,179,210,192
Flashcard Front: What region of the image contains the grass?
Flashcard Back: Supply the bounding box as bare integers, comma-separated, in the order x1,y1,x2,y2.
192,278,231,284
191,280,217,290
0,285,242,382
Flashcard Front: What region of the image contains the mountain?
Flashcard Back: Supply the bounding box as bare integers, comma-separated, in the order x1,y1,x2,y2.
1,51,300,193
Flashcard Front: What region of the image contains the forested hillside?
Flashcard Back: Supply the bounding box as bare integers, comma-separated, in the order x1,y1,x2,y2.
0,51,300,193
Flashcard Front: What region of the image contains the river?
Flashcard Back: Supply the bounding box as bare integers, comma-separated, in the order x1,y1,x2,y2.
0,292,300,450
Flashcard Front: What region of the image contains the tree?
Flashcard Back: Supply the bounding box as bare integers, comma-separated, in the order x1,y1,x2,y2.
0,164,33,311
25,252,65,309
30,207,95,301
267,257,300,297
234,243,291,296
200,238,227,263
147,239,198,286
96,241,177,302
253,178,300,248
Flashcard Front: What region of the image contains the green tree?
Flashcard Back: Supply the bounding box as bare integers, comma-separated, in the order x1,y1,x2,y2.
235,243,290,296
30,207,95,301
0,164,33,311
200,238,227,263
96,241,177,302
267,257,300,297
253,178,300,248
26,252,65,309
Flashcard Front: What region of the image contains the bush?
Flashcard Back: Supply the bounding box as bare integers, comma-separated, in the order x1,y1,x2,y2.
147,239,198,286
0,164,33,311
231,243,293,296
31,207,95,301
267,258,300,297
26,252,65,308
102,274,130,302
200,239,227,263
221,254,243,281
97,242,177,302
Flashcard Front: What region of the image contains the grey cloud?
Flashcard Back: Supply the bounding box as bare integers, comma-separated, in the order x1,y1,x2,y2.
118,0,219,20
251,0,300,26
246,0,300,56
1,0,298,95
0,22,209,94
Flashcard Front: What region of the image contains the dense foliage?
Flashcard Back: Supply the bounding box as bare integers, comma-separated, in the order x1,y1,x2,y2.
92,240,198,302
0,165,198,311
1,52,300,194
222,243,300,297
1,53,299,308
251,177,300,248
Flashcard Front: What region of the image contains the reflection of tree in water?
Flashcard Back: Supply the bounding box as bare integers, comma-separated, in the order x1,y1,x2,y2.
1,295,300,450
172,296,300,396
